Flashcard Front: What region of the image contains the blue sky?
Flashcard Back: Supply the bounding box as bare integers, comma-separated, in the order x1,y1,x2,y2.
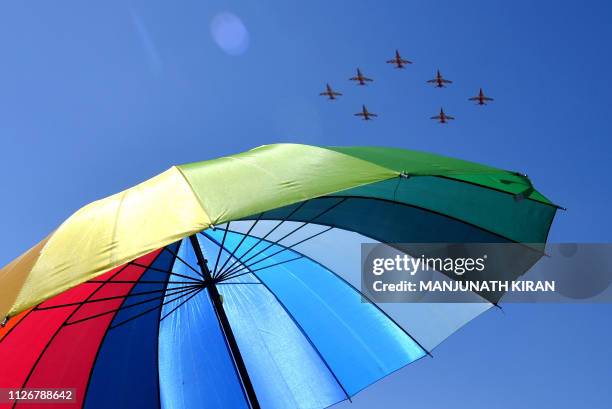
1,1,611,408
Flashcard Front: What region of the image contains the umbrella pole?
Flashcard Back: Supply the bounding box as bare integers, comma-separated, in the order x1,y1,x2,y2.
189,235,261,409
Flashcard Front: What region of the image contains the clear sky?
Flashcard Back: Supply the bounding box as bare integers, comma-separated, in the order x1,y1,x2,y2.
1,1,611,408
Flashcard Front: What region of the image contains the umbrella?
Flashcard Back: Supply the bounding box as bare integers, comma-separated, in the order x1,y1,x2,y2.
0,144,559,409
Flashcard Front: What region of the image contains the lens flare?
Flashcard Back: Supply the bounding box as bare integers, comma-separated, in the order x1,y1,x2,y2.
210,12,250,56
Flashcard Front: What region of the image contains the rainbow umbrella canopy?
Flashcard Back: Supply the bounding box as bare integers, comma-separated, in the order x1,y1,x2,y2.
0,144,559,409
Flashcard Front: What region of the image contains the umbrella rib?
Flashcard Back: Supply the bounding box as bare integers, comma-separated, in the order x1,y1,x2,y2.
219,226,333,281
130,261,203,283
63,285,202,327
159,287,204,322
211,221,231,278
219,198,345,278
330,195,533,249
11,253,160,406
215,213,264,276
234,194,541,303
163,246,204,279
204,232,303,282
109,286,203,330
87,280,198,285
81,244,179,409
215,225,434,357
221,225,304,277
433,174,565,210
217,200,309,277
204,233,352,401
219,255,304,282
216,282,263,285
34,286,195,311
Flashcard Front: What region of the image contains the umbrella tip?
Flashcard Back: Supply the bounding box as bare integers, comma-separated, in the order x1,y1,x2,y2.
399,171,411,179
1,316,8,327
513,171,528,178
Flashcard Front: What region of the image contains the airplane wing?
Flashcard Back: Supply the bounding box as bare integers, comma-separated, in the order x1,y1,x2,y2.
468,96,479,101
400,59,411,64
364,77,373,81
426,79,437,83
442,79,453,83
446,115,455,120
349,77,359,81
386,59,396,64
334,92,343,96
430,115,440,120
484,97,494,101
354,113,364,117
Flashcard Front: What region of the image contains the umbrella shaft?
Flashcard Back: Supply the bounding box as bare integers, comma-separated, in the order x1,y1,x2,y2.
188,235,261,409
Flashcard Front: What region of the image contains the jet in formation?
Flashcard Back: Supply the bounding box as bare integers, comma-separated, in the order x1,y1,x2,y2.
468,88,494,105
430,107,455,123
427,70,453,88
386,50,412,68
349,68,373,85
320,55,493,123
354,105,378,120
319,83,342,100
